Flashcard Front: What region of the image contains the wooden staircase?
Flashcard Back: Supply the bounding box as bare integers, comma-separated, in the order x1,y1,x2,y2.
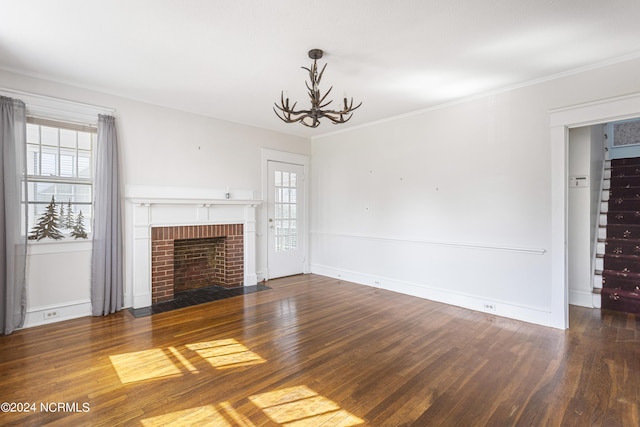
597,157,640,313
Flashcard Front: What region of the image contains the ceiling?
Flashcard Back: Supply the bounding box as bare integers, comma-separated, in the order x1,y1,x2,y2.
1,0,640,138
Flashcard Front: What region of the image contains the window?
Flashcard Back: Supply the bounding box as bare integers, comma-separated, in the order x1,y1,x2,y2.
273,170,298,252
26,117,95,239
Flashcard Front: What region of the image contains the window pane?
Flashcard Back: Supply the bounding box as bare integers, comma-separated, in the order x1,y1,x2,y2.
283,172,290,187
290,172,297,187
60,148,76,177
28,182,92,204
60,129,76,148
78,151,91,178
41,126,58,146
274,171,282,187
27,124,39,143
78,132,92,150
56,183,74,202
27,145,39,175
73,184,92,203
41,147,58,176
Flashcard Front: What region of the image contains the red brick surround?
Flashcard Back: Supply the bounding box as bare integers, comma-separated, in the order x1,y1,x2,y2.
151,224,244,303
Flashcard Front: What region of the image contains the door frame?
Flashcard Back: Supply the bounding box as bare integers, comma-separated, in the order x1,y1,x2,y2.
550,92,640,329
261,148,310,280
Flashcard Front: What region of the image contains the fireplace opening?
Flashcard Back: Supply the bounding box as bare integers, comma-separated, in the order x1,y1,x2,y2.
174,237,225,293
151,224,244,304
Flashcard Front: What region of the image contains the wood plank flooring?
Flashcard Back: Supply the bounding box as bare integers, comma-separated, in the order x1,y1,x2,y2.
1,274,638,426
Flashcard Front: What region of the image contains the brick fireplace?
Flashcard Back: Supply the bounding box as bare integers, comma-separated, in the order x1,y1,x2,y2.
126,185,260,309
151,224,244,303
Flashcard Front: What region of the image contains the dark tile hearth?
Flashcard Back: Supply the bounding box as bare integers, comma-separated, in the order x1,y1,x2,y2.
128,283,270,318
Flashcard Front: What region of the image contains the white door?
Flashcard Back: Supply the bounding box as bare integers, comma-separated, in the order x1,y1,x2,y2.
267,161,305,278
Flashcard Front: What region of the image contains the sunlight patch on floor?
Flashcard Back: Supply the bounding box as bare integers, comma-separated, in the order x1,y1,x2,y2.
168,346,198,372
249,385,364,426
185,338,266,369
109,349,182,384
140,405,231,426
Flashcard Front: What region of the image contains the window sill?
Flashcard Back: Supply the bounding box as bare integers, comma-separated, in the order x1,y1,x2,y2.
28,238,93,255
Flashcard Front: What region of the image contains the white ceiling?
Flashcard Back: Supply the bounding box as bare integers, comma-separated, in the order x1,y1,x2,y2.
2,0,640,138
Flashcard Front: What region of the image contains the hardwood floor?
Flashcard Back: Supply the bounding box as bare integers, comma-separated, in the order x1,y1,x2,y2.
1,274,638,426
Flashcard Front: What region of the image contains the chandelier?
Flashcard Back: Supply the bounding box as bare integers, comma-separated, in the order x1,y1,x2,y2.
274,49,362,128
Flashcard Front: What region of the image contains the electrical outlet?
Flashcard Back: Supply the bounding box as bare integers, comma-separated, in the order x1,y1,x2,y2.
43,310,59,320
483,303,496,312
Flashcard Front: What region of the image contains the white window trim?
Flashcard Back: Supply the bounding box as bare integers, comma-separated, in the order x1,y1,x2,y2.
0,87,115,125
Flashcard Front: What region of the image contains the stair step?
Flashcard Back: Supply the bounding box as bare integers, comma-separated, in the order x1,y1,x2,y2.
604,254,640,273
602,270,640,290
604,237,640,254
601,287,640,313
607,198,640,212
606,210,640,224
609,176,640,189
610,165,640,177
612,157,640,167
608,186,640,198
605,224,640,239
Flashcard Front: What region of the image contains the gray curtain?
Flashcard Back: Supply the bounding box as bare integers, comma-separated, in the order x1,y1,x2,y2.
1,96,28,334
91,114,123,316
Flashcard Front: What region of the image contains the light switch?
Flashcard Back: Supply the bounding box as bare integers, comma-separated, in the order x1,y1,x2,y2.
569,176,589,188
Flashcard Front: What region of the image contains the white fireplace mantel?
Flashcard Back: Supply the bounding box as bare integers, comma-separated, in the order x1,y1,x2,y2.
125,185,262,309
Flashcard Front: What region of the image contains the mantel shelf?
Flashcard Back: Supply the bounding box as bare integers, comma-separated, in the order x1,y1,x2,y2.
126,197,262,207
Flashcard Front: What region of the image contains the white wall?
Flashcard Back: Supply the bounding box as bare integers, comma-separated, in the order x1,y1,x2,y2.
0,69,310,327
310,57,640,327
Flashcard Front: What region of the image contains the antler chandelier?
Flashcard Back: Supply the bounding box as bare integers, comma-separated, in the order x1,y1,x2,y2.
274,49,362,128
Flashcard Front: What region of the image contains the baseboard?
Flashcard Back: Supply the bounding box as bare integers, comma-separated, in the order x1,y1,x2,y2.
24,299,91,328
569,289,596,308
310,264,556,328
592,291,602,308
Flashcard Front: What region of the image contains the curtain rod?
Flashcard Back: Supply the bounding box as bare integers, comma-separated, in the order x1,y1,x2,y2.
0,87,116,115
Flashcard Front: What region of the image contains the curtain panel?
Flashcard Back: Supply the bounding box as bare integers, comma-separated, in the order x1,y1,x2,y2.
91,114,123,316
1,96,28,335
